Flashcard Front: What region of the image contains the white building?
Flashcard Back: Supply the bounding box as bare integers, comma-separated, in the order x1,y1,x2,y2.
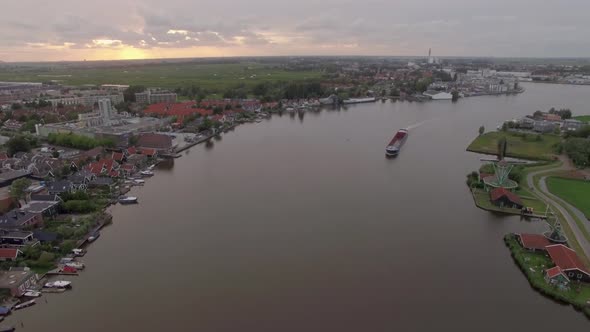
423,90,453,100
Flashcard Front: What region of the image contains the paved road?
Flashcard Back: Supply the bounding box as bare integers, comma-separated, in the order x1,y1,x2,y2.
526,164,590,260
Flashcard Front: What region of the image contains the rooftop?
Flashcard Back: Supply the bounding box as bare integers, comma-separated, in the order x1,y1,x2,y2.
518,233,551,250
546,244,590,274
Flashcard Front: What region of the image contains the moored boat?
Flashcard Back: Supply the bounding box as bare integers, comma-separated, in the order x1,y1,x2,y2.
23,290,41,297
44,280,72,289
14,299,36,310
87,232,100,243
119,196,138,204
385,129,409,157
65,261,85,270
0,326,15,332
140,170,154,177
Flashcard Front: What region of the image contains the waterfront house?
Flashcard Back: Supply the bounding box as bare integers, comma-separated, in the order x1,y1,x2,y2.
423,90,452,100
89,176,115,188
490,187,523,209
0,231,35,247
140,148,158,158
68,169,96,191
562,119,583,132
545,244,590,283
20,199,61,218
517,233,551,252
47,180,74,195
112,151,126,163
533,121,557,133
544,266,570,289
0,268,38,297
0,248,22,261
0,170,31,188
0,210,43,230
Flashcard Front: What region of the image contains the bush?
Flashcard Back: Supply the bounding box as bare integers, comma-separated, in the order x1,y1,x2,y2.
62,200,99,214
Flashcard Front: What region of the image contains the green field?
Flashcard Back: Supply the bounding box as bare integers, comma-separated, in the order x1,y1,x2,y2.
467,131,561,160
547,177,590,218
0,62,322,90
574,115,590,123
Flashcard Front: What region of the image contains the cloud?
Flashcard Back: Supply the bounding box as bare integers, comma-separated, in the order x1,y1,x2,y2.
1,0,590,61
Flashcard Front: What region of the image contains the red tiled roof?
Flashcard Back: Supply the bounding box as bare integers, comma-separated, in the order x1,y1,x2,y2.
126,147,137,155
546,244,590,274
490,187,523,205
140,148,157,156
112,152,124,162
121,164,135,171
518,234,551,250
0,248,19,259
545,266,568,280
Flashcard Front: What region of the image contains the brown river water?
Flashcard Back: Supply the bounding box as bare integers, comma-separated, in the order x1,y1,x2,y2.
6,83,590,331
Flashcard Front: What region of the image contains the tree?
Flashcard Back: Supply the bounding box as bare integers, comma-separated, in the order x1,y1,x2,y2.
6,135,31,156
479,125,485,136
11,178,32,203
52,151,60,158
533,110,543,119
451,90,459,102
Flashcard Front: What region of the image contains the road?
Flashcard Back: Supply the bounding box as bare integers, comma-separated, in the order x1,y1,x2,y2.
526,161,590,261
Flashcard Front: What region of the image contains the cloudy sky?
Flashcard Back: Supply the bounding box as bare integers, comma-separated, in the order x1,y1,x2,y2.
1,0,589,62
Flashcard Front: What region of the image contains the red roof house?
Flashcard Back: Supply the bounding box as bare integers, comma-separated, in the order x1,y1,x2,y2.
112,152,125,163
490,187,523,209
545,244,590,282
517,233,551,251
0,248,21,261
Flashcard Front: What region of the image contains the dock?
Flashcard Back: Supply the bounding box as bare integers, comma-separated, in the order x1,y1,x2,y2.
46,268,78,276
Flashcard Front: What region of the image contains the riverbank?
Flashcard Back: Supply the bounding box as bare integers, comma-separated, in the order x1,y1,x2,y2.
467,131,561,161
504,234,590,319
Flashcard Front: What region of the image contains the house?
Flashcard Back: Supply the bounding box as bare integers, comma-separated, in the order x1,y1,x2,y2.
517,233,551,252
68,169,96,191
47,180,74,195
89,177,114,188
545,244,590,282
544,266,570,288
137,133,173,153
83,147,104,161
0,268,38,297
20,200,61,218
562,119,583,132
120,163,137,176
533,121,557,133
32,230,58,243
490,187,523,209
0,231,35,247
0,170,31,188
86,158,119,177
126,146,137,156
29,194,62,202
112,152,125,163
543,113,562,122
0,248,22,261
140,148,158,158
0,210,43,230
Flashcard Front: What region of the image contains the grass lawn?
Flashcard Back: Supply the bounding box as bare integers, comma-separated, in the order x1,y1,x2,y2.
467,131,561,160
505,234,590,313
0,62,322,90
574,115,590,124
547,177,590,219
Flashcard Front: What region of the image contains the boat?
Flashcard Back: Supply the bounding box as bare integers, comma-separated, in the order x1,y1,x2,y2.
23,290,41,297
65,261,85,270
385,129,409,157
44,280,72,289
14,299,36,310
0,326,14,332
87,232,100,243
72,248,86,257
342,97,377,104
119,196,138,204
132,179,145,186
140,170,154,177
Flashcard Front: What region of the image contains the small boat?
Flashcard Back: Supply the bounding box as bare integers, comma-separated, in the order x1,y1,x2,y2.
72,248,86,257
14,299,36,310
65,261,85,270
44,280,72,289
140,170,154,177
119,196,138,204
87,232,100,243
0,326,14,332
132,179,145,185
23,290,41,297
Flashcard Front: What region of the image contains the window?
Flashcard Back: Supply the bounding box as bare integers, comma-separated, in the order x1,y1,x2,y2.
568,272,574,277
578,274,583,279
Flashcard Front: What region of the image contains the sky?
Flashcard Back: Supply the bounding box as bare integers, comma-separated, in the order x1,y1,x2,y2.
1,0,590,62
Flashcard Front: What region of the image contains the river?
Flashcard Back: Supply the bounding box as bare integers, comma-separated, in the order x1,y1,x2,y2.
7,83,590,331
